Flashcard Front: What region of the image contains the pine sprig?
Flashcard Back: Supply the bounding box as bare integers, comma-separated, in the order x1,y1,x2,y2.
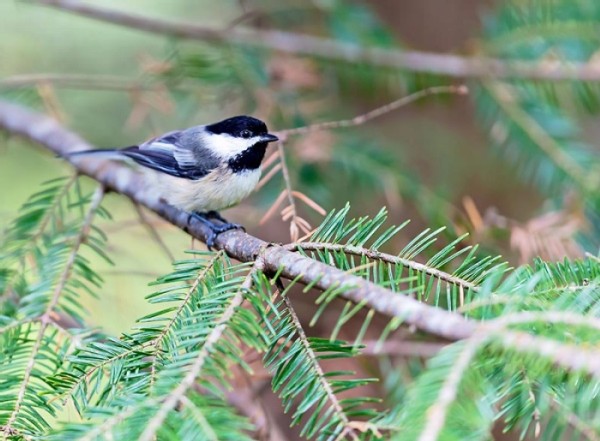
255,275,380,440
291,204,506,343
51,253,264,440
0,184,107,438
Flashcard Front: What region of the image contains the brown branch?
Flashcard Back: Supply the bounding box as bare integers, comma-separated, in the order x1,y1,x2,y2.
277,85,467,139
31,0,600,82
133,203,175,261
0,99,476,341
0,73,145,91
361,340,446,358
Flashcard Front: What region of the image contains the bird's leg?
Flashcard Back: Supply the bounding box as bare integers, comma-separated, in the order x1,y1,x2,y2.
205,210,227,223
189,211,245,249
205,211,245,231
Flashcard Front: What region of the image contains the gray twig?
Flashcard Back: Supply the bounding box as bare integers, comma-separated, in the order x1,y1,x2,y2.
31,0,600,82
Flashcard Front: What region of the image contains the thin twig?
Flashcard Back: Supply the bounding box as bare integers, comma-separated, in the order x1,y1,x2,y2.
133,203,175,261
2,186,105,435
32,0,600,82
361,340,446,358
148,251,224,387
278,142,296,216
0,73,146,91
288,242,480,292
277,141,301,241
260,142,322,239
264,86,463,239
279,282,359,441
276,85,468,139
273,89,458,234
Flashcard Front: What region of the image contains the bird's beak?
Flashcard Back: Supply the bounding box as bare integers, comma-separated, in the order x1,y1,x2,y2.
261,133,279,143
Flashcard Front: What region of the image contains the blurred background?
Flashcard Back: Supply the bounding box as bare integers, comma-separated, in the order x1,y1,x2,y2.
2,2,600,437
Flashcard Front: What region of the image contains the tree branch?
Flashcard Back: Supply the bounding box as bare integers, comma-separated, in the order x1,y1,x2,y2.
31,0,600,82
289,242,479,292
0,73,145,91
0,99,476,341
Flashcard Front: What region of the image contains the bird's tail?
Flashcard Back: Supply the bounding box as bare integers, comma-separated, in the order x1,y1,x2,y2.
64,149,127,161
62,149,137,161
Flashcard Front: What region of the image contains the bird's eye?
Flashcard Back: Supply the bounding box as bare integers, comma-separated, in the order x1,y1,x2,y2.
240,129,252,139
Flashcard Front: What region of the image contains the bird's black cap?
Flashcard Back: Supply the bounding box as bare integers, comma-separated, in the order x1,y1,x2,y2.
206,115,269,137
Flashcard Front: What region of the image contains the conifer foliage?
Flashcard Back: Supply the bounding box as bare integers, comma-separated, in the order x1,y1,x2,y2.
2,0,600,440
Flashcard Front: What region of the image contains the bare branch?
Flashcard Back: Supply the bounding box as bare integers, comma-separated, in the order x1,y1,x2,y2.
133,203,175,261
361,340,446,358
31,0,600,82
277,85,467,139
0,73,145,91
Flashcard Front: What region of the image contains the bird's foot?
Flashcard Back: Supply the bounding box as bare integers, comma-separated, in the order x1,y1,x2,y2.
189,211,245,249
204,211,245,231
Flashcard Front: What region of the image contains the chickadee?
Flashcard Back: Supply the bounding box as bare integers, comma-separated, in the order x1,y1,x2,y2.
69,116,279,247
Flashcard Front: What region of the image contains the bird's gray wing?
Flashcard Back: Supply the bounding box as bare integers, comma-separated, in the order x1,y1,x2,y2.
121,130,216,180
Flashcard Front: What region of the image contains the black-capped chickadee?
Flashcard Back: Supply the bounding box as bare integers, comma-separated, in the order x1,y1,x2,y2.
69,116,279,247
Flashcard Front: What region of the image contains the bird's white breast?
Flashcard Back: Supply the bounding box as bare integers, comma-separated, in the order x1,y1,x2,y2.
148,166,261,213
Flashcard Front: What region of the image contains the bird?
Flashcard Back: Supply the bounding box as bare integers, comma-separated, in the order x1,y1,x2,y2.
68,115,279,248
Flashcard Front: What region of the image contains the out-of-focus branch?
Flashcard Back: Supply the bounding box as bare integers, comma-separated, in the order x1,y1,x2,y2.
0,99,476,341
288,242,479,292
277,85,468,139
32,0,600,82
0,74,145,91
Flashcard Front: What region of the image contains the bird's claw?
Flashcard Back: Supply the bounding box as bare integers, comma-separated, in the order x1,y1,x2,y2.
189,212,245,250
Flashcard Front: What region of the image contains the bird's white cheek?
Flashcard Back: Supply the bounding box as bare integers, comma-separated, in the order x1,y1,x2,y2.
203,133,252,159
